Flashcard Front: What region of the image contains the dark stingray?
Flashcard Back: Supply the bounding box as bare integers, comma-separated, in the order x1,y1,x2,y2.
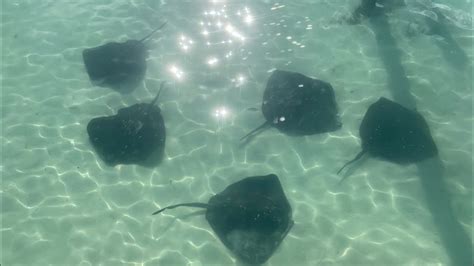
152,174,293,264
82,22,166,93
87,82,166,167
240,70,341,142
348,0,377,24
337,97,438,175
346,0,405,24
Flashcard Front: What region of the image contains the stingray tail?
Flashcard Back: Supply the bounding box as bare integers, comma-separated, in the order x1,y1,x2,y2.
145,81,166,114
337,150,366,175
150,81,166,106
139,21,167,43
240,121,271,142
152,202,209,215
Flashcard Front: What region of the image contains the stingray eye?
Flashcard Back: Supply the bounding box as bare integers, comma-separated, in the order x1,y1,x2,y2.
279,116,286,122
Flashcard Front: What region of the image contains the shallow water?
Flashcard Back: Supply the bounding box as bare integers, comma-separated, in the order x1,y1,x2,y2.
1,0,473,265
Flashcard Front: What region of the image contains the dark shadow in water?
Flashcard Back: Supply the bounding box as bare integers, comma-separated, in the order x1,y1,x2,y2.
347,0,380,25
417,158,473,266
424,8,469,70
369,13,416,109
350,0,468,71
365,10,472,266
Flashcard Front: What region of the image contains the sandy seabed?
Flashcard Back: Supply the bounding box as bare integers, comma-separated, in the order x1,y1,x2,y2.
2,0,472,265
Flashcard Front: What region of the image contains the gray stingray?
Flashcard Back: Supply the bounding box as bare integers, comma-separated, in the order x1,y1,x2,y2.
82,22,166,93
87,82,166,167
240,70,341,142
152,174,294,264
337,97,438,175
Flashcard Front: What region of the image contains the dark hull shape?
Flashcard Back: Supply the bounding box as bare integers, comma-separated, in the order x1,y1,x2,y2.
152,174,294,264
241,70,341,142
338,97,438,174
82,40,147,94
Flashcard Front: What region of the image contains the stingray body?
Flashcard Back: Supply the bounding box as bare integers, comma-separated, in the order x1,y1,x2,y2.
152,174,293,264
338,97,438,174
83,40,147,93
82,22,166,93
87,84,166,167
241,70,341,141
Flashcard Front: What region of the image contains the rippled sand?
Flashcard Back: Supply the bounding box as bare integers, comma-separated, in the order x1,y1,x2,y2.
2,0,472,265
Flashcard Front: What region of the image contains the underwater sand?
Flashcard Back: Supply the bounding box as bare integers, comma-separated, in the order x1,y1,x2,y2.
1,0,472,265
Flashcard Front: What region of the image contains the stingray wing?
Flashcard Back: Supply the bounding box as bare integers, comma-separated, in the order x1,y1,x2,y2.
360,97,438,164
262,70,341,135
87,103,165,166
87,115,129,165
82,40,147,93
205,174,293,264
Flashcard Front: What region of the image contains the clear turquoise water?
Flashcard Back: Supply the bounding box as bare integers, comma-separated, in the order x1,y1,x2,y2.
1,0,472,265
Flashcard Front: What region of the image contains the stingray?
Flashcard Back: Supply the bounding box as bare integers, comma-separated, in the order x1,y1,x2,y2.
87,82,166,167
82,22,166,93
337,97,438,175
346,0,406,24
240,70,341,142
152,174,294,264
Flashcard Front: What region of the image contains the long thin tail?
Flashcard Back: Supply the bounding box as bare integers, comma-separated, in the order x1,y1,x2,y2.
150,81,166,106
139,21,167,43
146,81,166,114
240,121,270,142
337,150,366,175
152,202,209,215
